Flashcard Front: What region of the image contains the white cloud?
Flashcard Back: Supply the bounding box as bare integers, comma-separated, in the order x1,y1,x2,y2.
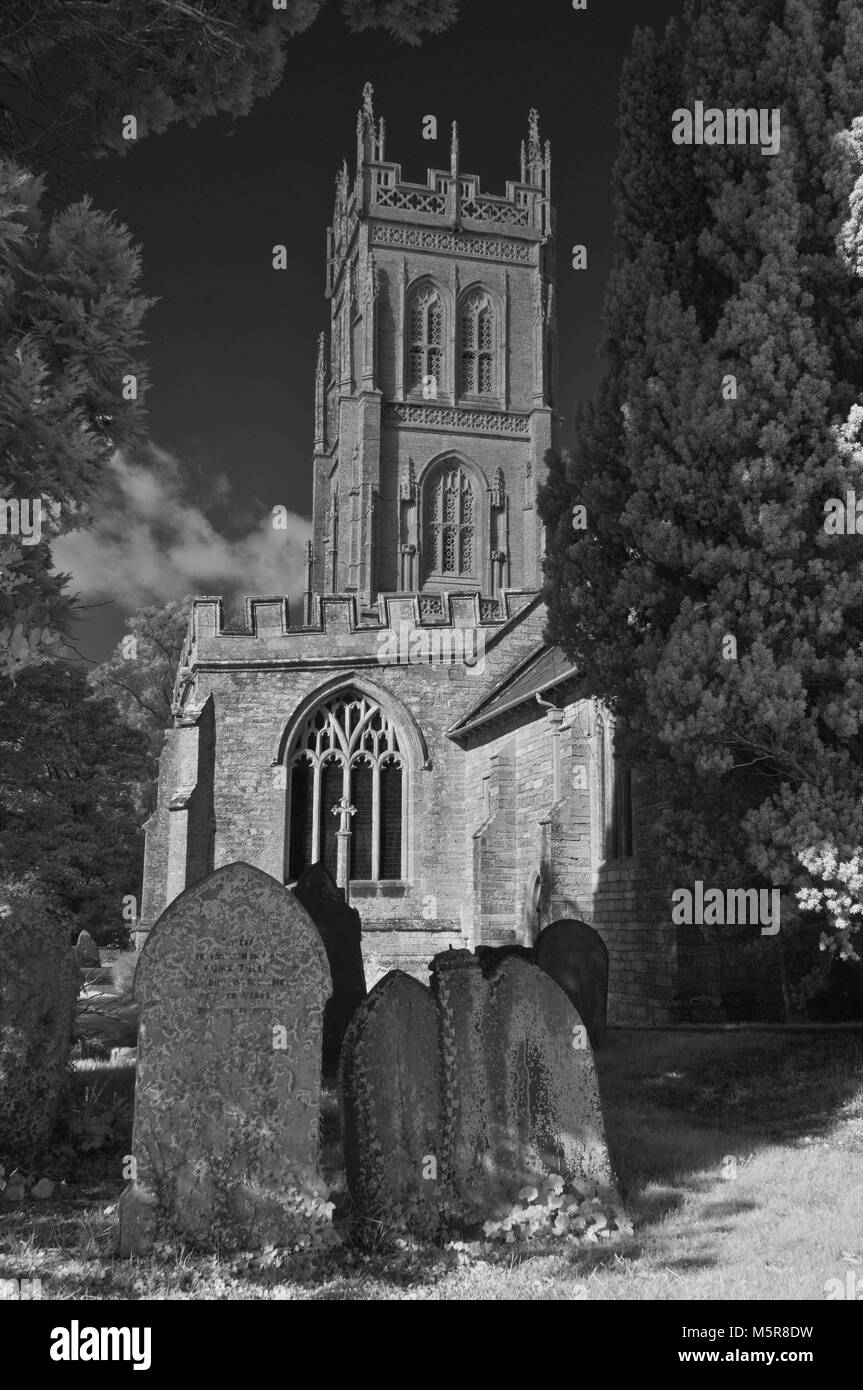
53,444,310,615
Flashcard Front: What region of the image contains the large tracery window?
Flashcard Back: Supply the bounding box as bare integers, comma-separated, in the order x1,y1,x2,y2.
460,291,495,396
408,286,443,391
287,693,405,882
423,464,476,581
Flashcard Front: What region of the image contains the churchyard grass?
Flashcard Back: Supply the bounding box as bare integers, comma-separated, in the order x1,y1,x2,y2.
1,1031,860,1299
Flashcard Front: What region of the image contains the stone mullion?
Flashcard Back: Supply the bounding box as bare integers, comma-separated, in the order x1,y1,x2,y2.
399,759,408,881
311,758,322,864
371,759,381,881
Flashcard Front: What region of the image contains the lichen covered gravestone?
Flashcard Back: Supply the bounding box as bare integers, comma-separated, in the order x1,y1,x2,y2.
292,863,366,1072
432,951,615,1224
340,947,619,1240
119,862,332,1254
483,954,615,1195
0,890,79,1161
534,919,609,1049
338,971,442,1234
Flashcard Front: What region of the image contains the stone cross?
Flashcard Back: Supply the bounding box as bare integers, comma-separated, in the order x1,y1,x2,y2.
332,795,356,903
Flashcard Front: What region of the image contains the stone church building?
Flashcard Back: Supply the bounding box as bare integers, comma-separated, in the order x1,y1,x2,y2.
138,86,706,1024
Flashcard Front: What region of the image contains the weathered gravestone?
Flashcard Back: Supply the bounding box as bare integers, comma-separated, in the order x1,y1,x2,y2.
338,971,442,1235
119,862,332,1255
534,919,609,1049
0,891,78,1161
431,951,615,1224
74,929,100,968
339,946,618,1238
292,863,366,1073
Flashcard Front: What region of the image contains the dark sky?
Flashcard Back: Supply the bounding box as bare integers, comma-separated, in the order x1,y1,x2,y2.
58,0,683,662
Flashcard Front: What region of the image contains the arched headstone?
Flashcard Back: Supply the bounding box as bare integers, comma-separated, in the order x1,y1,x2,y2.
534,918,609,1049
338,971,443,1235
119,862,331,1254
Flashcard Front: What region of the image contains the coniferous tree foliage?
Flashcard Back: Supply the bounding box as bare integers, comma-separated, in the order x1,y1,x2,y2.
90,598,193,819
539,0,863,911
0,160,153,678
0,1,458,167
0,663,150,940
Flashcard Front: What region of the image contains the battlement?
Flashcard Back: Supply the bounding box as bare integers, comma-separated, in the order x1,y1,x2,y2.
171,589,541,717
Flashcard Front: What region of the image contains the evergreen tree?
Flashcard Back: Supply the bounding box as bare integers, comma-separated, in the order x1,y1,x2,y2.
539,0,863,923
0,663,150,940
0,160,153,678
89,598,192,817
0,1,458,166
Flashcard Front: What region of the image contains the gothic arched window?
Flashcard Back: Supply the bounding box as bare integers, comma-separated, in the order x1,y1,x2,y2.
287,692,405,883
423,464,476,582
460,291,495,396
408,285,443,392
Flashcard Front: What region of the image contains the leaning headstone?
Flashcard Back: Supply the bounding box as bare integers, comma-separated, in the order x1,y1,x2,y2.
119,862,332,1255
430,951,616,1225
534,919,609,1049
338,971,443,1237
485,955,615,1195
75,929,100,968
0,889,78,1161
293,863,366,1072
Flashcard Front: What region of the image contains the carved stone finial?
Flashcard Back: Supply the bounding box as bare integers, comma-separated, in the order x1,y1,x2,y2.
316,331,327,378
520,140,527,182
451,120,460,177
528,108,541,163
336,160,348,205
362,82,374,119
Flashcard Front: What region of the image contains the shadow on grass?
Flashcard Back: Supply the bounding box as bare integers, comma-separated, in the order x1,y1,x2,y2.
594,1029,863,1250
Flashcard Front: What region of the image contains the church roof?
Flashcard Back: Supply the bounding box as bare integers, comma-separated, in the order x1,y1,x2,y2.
448,643,580,741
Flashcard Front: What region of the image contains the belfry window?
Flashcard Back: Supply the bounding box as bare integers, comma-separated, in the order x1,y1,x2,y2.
460,291,495,396
408,286,443,391
423,464,476,581
287,693,405,882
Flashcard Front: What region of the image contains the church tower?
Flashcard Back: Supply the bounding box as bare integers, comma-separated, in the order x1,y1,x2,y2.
307,83,559,617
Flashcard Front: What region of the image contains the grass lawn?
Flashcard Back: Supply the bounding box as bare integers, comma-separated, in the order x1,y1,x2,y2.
1,1030,861,1300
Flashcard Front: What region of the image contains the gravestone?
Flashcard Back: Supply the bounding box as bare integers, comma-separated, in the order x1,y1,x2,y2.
0,891,78,1161
430,951,615,1224
534,919,609,1049
75,929,100,968
338,971,442,1235
119,862,331,1255
429,950,495,1222
292,863,366,1072
485,955,615,1195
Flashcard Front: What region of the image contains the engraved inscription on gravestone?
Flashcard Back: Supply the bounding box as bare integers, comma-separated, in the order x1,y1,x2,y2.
119,862,331,1255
